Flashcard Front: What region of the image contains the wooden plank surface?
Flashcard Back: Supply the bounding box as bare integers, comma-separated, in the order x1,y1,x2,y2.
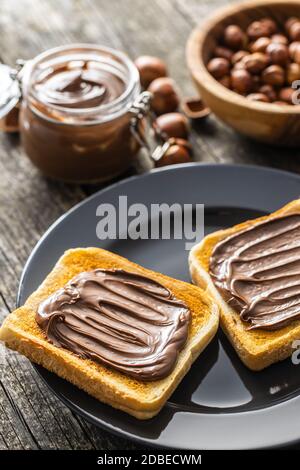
0,0,300,450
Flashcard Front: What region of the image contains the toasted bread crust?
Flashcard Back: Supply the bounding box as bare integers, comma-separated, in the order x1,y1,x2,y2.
0,248,219,419
189,199,300,371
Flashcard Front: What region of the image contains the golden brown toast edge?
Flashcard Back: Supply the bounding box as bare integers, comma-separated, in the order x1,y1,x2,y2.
189,199,300,371
0,248,219,419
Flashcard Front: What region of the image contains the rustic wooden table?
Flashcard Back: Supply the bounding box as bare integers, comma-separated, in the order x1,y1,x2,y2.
1,0,300,450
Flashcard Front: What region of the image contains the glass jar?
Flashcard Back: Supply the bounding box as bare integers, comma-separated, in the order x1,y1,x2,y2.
18,44,141,183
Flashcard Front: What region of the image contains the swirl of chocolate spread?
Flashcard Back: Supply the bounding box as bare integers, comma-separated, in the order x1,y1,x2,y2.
33,61,125,109
36,269,190,381
209,213,300,330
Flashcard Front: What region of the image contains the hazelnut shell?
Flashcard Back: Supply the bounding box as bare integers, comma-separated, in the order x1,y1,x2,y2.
290,21,300,41
223,25,247,50
250,37,271,53
134,55,167,89
182,97,211,119
279,87,295,104
247,21,272,41
243,52,269,74
266,43,289,66
154,113,189,139
207,57,230,79
155,139,192,167
287,62,300,84
262,65,285,87
231,69,253,94
148,77,180,115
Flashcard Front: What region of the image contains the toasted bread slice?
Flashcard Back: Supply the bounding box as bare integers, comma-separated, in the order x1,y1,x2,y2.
0,248,219,419
189,199,300,371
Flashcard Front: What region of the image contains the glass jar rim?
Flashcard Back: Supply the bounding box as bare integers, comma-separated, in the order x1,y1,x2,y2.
22,43,140,125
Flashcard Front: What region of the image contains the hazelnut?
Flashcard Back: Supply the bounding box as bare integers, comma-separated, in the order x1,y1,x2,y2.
285,17,299,34
206,17,300,105
262,65,285,86
223,25,247,50
214,46,233,61
289,41,300,55
231,50,249,64
243,52,269,74
155,139,192,167
134,56,167,89
261,17,277,35
154,113,189,140
218,75,231,89
246,93,270,102
278,87,295,103
148,77,180,115
250,37,271,53
252,74,261,92
207,57,230,79
273,100,289,105
231,69,253,94
271,34,289,45
289,41,300,63
258,84,277,101
233,61,246,71
289,21,300,41
287,62,300,84
266,43,289,66
247,21,272,41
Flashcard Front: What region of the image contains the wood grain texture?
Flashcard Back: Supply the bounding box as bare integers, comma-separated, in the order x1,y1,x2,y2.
0,0,300,450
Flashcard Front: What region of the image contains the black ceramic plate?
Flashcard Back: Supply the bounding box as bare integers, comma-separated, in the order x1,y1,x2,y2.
18,163,300,450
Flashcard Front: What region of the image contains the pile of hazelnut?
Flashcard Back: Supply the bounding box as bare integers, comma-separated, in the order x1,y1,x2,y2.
207,16,300,104
134,55,193,167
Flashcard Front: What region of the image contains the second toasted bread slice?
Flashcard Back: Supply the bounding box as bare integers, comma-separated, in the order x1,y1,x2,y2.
0,248,219,419
189,199,300,371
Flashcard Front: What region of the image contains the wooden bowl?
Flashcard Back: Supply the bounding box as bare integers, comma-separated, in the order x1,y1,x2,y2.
186,0,300,146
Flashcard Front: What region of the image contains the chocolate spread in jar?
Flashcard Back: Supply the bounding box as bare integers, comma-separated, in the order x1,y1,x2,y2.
20,46,140,183
36,269,190,381
33,61,125,110
209,213,300,330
